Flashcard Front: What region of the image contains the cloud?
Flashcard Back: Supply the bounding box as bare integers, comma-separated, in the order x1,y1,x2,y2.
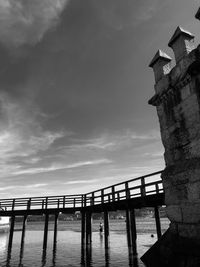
64,179,99,185
0,183,47,193
64,137,115,151
133,0,160,24
0,92,66,176
91,0,160,31
0,0,69,48
0,92,65,142
144,151,164,158
63,130,160,154
25,183,47,188
130,130,160,140
11,159,112,176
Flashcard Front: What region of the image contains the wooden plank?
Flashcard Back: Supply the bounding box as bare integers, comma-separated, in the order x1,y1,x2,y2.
27,199,31,210
45,198,48,209
125,182,130,199
91,193,94,206
112,186,115,202
141,177,146,197
101,190,104,204
12,199,15,211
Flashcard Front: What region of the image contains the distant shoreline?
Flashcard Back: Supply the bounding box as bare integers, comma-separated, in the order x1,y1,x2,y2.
14,218,170,234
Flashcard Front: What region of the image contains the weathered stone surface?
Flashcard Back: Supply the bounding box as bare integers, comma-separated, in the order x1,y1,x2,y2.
142,227,200,267
142,12,200,267
149,50,172,83
178,222,200,238
181,203,200,224
166,205,183,222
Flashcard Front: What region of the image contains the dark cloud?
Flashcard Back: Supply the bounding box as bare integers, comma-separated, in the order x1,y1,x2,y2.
0,0,70,48
0,0,197,197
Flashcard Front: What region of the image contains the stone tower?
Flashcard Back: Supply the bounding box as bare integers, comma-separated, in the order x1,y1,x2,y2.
142,9,200,267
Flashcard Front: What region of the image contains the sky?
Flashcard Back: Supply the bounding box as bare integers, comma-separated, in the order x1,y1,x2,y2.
0,0,199,198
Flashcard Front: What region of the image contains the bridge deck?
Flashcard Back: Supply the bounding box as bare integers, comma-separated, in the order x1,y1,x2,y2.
0,170,164,216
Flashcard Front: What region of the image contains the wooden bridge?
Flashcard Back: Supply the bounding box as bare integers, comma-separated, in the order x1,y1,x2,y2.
1,170,164,259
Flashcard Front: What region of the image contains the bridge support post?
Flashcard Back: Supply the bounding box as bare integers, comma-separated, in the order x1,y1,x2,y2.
8,215,15,252
86,211,92,245
81,211,86,246
53,213,59,251
126,209,132,248
104,210,109,249
21,215,28,250
43,214,49,250
130,209,137,255
86,241,92,266
154,206,161,239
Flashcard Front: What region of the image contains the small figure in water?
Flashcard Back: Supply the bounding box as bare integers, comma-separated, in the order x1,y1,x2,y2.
99,222,103,233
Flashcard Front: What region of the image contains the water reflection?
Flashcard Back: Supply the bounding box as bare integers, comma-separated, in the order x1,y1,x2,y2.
99,232,103,247
128,246,138,267
2,234,12,267
19,237,25,266
0,233,7,254
6,250,11,267
80,244,85,266
4,230,141,267
85,245,92,267
52,248,57,267
80,244,93,267
41,249,47,267
105,247,110,267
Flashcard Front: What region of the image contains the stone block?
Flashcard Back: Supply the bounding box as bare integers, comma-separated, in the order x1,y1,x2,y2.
188,181,200,199
181,84,191,100
166,205,183,223
154,71,170,93
181,203,200,223
146,10,200,266
178,223,200,239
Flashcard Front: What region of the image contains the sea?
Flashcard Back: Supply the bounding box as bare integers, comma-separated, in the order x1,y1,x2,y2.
0,218,169,267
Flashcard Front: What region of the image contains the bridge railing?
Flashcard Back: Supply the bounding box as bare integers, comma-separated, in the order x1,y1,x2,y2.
0,170,163,212
0,194,84,211
85,170,163,206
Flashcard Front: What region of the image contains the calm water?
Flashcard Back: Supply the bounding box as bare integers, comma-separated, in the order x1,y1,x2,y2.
0,218,169,267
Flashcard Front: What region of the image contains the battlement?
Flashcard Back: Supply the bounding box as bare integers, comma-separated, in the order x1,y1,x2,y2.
149,27,198,106
144,8,200,266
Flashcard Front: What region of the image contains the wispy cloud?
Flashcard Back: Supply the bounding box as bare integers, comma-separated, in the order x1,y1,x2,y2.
91,0,161,31
63,130,160,153
144,151,164,158
133,0,160,24
0,0,70,48
130,130,160,140
12,159,112,176
64,137,115,151
0,183,47,191
0,93,67,176
64,179,99,185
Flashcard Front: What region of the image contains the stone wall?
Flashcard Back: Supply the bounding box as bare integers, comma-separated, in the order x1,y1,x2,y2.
142,9,200,267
